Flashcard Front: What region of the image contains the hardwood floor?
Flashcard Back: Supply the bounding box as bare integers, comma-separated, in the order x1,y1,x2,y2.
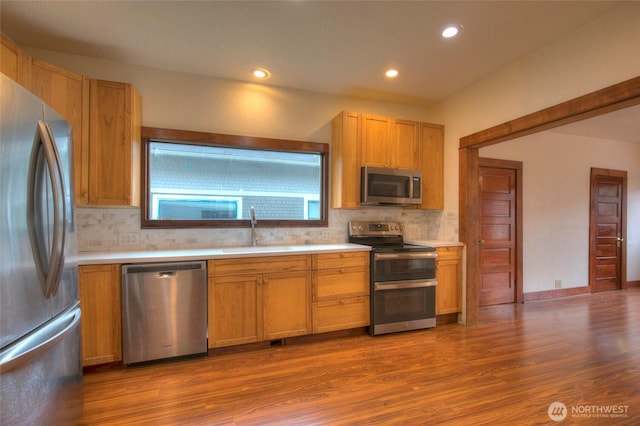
79,289,640,425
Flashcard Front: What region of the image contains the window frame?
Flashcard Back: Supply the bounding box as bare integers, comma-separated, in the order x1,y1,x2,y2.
141,127,329,229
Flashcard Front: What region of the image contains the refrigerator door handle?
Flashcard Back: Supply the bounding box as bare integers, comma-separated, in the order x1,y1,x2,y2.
0,305,81,373
27,120,67,299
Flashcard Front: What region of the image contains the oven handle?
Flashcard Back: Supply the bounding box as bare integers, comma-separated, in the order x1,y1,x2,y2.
374,252,437,260
374,280,438,291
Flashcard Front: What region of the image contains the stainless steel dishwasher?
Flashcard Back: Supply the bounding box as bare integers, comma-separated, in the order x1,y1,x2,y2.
122,261,207,365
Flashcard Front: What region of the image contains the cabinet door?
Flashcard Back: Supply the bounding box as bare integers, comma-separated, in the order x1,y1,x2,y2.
262,271,311,340
208,275,262,348
1,35,23,83
436,247,462,315
390,119,420,170
361,114,391,167
331,111,361,209
420,123,444,210
79,264,122,366
25,58,90,205
89,79,141,206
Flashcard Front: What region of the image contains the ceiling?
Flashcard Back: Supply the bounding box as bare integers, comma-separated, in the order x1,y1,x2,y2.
1,1,638,143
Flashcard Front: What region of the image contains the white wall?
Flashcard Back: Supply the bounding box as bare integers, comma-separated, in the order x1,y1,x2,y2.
24,48,433,143
481,133,640,291
428,2,640,290
429,2,640,215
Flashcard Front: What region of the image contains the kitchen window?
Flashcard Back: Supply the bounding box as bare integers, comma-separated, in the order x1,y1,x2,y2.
141,127,328,228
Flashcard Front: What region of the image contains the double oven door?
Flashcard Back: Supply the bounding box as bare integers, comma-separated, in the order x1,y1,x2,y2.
370,250,437,336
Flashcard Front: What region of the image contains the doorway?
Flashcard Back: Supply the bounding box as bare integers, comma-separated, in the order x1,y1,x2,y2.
589,168,627,292
459,76,640,325
478,158,523,306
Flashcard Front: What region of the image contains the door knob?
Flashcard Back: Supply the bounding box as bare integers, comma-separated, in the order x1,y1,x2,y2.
478,239,485,247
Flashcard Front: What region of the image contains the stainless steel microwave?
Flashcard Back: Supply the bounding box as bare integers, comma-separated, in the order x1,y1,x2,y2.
361,166,422,206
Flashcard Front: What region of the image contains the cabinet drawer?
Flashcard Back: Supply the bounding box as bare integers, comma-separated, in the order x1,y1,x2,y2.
436,246,462,261
208,255,310,277
313,296,370,333
312,251,369,269
313,266,369,301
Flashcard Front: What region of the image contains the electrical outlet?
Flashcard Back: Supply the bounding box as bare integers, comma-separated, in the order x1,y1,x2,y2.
555,280,562,289
119,232,139,245
321,231,331,241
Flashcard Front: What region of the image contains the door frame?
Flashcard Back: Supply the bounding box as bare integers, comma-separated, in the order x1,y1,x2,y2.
589,167,628,291
478,157,524,305
459,76,640,325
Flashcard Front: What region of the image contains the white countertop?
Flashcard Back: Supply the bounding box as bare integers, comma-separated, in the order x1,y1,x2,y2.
406,240,464,248
77,243,371,265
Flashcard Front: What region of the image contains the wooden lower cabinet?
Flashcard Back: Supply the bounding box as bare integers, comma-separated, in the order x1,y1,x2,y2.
208,274,261,348
78,264,122,366
312,252,370,333
436,246,463,315
208,255,311,348
262,270,312,340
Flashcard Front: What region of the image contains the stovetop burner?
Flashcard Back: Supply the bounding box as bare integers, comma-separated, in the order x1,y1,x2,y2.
348,221,435,252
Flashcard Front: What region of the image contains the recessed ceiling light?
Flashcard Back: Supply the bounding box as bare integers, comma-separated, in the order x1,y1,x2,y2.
442,24,462,39
385,69,399,78
252,68,271,79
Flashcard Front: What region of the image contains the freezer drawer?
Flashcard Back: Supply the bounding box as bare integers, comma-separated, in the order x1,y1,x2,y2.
122,261,207,365
0,304,82,425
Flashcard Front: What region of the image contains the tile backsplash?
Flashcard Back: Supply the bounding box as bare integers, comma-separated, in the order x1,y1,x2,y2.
76,206,458,253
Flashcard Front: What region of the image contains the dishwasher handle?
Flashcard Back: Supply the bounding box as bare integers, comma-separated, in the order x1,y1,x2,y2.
123,261,206,275
156,271,176,278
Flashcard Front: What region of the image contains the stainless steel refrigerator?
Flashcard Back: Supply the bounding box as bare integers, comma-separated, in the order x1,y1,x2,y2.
0,74,82,424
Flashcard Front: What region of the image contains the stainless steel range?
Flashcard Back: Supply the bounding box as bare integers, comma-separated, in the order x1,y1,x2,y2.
349,221,437,336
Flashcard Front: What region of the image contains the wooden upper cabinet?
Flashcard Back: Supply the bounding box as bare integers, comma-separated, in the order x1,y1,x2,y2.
1,39,142,205
88,79,141,206
1,35,24,83
389,119,420,170
23,58,90,205
331,111,361,209
331,111,443,209
361,114,392,167
361,114,420,170
419,122,444,210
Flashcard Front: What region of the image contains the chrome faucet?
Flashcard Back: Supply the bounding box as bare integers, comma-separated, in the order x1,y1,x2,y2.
250,206,258,246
